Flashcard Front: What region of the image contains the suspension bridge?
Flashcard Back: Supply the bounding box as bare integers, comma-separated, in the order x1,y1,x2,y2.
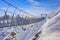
0,0,47,28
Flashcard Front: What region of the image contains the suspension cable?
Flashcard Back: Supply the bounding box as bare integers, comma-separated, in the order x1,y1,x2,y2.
2,0,39,18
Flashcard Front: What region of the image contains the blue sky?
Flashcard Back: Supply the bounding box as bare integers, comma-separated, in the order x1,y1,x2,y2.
0,0,60,17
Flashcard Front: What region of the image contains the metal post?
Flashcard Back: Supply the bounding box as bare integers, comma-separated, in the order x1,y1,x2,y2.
11,8,16,27
4,5,9,27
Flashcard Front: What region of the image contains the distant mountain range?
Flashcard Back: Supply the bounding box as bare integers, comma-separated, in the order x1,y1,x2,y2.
0,13,45,27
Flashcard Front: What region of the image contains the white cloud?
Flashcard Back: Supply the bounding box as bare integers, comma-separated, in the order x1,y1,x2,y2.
27,0,34,2
20,7,51,18
32,1,40,6
27,0,40,6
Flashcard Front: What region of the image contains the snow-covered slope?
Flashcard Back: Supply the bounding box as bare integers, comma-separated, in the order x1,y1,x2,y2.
37,10,60,40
